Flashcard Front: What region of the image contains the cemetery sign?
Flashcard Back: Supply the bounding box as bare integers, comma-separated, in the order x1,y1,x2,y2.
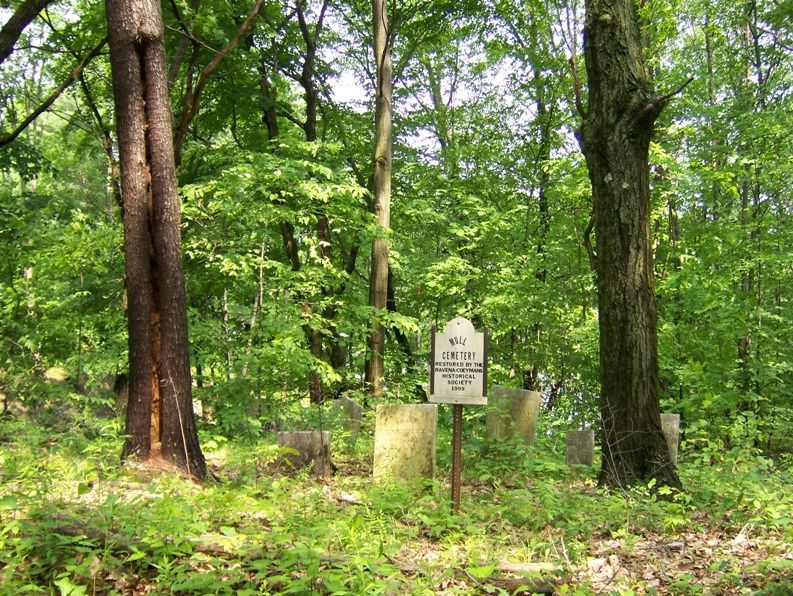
430,316,488,405
429,316,488,512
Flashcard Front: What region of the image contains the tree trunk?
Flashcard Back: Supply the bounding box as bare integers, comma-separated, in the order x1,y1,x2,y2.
524,45,554,393
106,0,206,480
577,0,680,489
296,0,334,403
365,0,393,400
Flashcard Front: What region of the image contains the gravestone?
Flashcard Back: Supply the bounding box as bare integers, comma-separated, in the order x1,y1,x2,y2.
334,396,363,436
373,404,437,481
660,413,681,465
485,385,540,445
566,430,595,467
277,431,332,477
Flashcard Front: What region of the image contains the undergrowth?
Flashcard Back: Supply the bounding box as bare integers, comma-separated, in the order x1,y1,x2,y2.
1,400,791,595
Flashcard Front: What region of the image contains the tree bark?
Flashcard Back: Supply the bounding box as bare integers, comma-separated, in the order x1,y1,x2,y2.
364,0,393,400
577,0,680,489
106,0,205,480
296,0,333,403
259,23,328,404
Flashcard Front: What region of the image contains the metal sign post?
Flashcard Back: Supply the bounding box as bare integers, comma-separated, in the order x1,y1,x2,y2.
451,404,463,511
429,317,488,513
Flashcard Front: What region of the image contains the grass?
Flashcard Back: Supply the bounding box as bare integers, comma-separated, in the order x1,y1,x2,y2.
1,399,792,595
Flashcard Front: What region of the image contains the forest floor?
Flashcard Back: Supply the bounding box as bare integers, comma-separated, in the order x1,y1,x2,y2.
1,401,792,595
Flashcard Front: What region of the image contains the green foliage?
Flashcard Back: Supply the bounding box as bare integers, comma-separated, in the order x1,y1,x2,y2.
0,0,790,556
1,109,125,407
1,0,789,458
0,0,792,591
2,408,791,593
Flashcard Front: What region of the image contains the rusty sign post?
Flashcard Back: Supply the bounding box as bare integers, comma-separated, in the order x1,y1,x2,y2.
429,317,488,512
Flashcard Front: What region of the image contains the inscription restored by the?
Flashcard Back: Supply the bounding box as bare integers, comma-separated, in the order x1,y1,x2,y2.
429,317,488,405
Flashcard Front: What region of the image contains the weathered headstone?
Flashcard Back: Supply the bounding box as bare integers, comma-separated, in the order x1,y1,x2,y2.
660,413,681,465
485,385,541,445
334,396,363,436
566,430,595,467
277,431,332,477
373,404,437,482
44,367,69,384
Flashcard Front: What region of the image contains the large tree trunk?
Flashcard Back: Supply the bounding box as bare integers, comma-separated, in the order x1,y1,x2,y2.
577,0,680,489
364,0,393,400
106,0,206,480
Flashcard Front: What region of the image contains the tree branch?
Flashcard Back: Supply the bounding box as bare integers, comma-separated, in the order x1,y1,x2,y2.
561,0,586,118
167,0,202,89
569,55,586,118
0,0,57,67
173,0,266,163
0,37,107,149
641,77,694,124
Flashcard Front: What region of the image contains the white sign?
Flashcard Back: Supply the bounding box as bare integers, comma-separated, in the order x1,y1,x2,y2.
429,317,488,405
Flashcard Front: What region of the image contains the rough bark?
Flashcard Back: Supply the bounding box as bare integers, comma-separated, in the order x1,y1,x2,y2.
422,54,458,177
260,64,280,140
577,0,680,489
261,81,324,402
524,45,554,393
386,265,412,357
106,0,205,480
295,0,327,143
296,0,331,403
736,0,765,401
364,0,393,400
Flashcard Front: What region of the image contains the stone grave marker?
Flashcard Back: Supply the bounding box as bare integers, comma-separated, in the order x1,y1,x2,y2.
566,430,595,467
373,404,437,482
660,413,680,465
485,385,540,445
277,430,332,477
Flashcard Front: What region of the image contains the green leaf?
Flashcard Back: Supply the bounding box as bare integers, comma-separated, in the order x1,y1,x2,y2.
0,494,17,509
466,564,496,580
125,551,148,563
55,577,87,596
